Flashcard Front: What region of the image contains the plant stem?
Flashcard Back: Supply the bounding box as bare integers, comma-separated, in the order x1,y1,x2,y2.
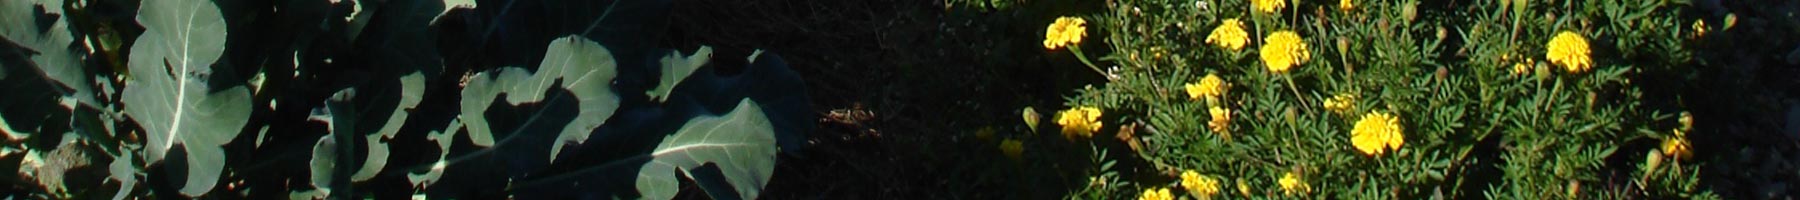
1282,74,1306,156
1284,73,1306,108
1544,77,1563,114
1068,46,1108,78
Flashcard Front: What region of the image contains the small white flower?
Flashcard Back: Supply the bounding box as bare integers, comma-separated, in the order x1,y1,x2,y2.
1105,66,1123,81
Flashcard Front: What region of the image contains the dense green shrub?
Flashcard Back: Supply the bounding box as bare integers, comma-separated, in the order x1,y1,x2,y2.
989,0,1716,199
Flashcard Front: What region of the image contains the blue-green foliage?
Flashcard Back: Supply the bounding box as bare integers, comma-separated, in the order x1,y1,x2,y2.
0,0,809,199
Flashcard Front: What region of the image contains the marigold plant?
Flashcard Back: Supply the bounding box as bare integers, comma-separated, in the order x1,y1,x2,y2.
1180,170,1221,198
1027,0,1716,198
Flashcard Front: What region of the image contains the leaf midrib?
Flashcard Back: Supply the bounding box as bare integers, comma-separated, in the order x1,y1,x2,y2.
162,1,203,152
650,143,756,156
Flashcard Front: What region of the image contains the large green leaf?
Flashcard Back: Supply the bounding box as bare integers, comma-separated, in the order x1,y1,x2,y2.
300,73,425,196
460,36,620,162
0,0,93,106
119,0,250,196
636,99,777,200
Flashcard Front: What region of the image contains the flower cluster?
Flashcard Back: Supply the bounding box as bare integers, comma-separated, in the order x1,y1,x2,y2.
1252,0,1286,13
1185,73,1228,101
1180,170,1221,198
1663,112,1694,160
1207,106,1232,135
1057,106,1104,140
1322,93,1357,114
1512,57,1536,75
1692,20,1709,37
1278,172,1310,195
1138,187,1173,200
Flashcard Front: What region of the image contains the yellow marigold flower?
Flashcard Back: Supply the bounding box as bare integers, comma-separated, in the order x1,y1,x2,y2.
1546,31,1593,73
1044,17,1088,50
1208,106,1232,134
1205,19,1250,51
1260,31,1311,74
1139,187,1173,200
1512,58,1536,75
1253,0,1286,13
1057,106,1104,140
1184,84,1207,100
1322,93,1357,114
1692,20,1708,37
1186,73,1228,101
1278,172,1310,195
999,139,1025,160
1181,170,1221,197
1350,111,1405,156
1340,0,1354,11
1663,128,1692,161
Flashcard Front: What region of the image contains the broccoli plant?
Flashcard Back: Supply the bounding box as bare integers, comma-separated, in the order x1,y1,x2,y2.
0,0,809,199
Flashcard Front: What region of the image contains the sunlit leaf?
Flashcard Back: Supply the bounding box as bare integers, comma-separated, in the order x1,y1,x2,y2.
637,99,777,200
646,47,711,102
460,36,620,162
0,0,94,106
119,0,249,196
